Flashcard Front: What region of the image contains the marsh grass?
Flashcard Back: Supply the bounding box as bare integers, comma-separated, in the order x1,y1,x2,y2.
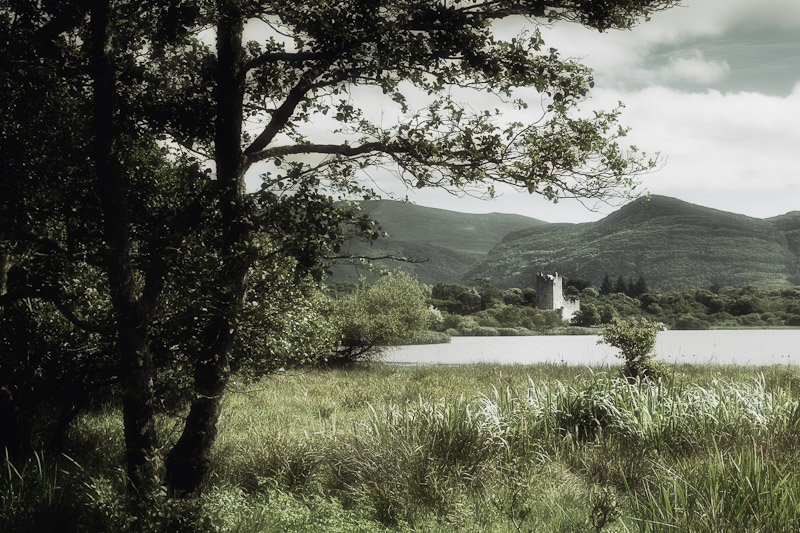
4,363,800,531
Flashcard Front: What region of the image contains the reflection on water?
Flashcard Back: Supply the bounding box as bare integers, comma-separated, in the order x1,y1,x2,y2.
385,330,800,366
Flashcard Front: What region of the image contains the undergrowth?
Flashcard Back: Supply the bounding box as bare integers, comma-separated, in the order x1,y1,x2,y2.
3,364,800,531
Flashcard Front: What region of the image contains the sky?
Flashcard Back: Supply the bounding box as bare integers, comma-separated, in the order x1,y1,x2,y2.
370,0,800,223
243,0,800,223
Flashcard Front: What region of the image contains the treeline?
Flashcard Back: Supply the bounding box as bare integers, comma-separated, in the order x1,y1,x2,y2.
415,277,800,333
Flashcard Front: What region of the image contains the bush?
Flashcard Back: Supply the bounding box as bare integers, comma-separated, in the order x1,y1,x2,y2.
673,314,710,330
599,318,663,380
571,304,601,327
332,272,432,363
460,326,500,336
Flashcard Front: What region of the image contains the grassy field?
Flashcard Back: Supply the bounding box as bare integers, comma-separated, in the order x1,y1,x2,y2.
5,363,800,532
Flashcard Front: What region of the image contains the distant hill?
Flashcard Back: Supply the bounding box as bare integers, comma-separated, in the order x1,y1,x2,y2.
768,212,800,256
327,196,800,290
355,200,548,254
326,200,546,284
465,196,800,290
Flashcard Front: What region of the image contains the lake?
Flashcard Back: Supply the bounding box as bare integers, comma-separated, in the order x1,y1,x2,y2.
385,330,800,366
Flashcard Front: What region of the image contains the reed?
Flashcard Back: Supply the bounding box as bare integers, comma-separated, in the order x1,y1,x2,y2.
3,363,800,531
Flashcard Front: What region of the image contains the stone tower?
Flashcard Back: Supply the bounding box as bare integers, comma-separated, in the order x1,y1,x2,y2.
535,272,564,311
535,272,580,322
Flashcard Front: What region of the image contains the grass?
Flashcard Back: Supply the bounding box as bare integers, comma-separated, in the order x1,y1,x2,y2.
5,363,800,531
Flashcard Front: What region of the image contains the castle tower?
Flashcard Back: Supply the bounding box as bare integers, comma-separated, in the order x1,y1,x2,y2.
535,272,563,311
535,272,580,322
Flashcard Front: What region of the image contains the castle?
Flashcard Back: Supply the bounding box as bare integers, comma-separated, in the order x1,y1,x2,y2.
535,272,580,323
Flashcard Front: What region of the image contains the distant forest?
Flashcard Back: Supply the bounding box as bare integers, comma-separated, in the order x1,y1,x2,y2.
342,275,800,334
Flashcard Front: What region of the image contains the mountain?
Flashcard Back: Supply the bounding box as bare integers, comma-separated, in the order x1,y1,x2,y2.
327,196,800,290
768,212,800,256
326,200,547,284
354,200,548,254
465,196,800,290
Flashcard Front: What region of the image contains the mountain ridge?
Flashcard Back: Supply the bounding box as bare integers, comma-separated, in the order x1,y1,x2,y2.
328,196,800,289
328,200,546,284
468,195,799,290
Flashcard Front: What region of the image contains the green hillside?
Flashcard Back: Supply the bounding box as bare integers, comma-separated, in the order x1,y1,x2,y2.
465,196,800,290
356,200,547,254
326,200,546,284
769,211,800,256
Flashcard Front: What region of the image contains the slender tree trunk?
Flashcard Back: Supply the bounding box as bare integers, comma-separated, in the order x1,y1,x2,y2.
0,250,9,317
90,0,158,490
165,0,251,495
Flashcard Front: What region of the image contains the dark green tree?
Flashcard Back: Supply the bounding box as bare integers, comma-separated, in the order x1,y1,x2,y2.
571,303,601,327
631,276,648,297
566,278,593,292
472,278,503,310
600,274,614,295
2,0,680,496
614,275,629,295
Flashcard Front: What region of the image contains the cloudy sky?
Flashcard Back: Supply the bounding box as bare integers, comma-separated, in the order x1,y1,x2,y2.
389,0,800,222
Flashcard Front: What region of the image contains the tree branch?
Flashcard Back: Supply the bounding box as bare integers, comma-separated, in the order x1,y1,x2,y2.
0,286,111,335
246,141,395,165
242,63,353,164
245,50,330,71
33,0,93,52
242,75,320,161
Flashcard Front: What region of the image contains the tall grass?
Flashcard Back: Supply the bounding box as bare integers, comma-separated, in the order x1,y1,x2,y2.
630,442,800,532
4,364,800,531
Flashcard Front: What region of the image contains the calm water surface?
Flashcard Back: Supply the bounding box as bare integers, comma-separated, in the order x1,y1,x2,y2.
385,330,800,366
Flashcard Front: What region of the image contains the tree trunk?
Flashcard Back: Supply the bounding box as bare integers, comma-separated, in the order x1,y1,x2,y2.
165,0,250,495
0,250,9,315
90,0,158,491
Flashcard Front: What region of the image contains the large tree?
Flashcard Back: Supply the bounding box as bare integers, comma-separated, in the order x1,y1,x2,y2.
1,0,680,496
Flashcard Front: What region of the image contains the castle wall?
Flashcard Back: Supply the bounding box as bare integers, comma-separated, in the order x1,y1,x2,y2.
560,297,581,323
535,272,579,323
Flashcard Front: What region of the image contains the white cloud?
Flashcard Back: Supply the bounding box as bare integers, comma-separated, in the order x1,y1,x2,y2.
657,51,730,85
400,81,800,222
521,0,800,91
436,1,800,220
582,82,800,217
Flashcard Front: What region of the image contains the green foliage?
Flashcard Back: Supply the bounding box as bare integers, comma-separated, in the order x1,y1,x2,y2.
1,451,76,531
0,295,114,454
471,277,503,310
589,485,620,532
234,254,339,374
406,330,451,345
466,195,800,290
600,318,662,379
428,279,800,335
600,274,614,295
7,365,800,532
430,282,482,315
572,303,602,327
333,272,432,362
